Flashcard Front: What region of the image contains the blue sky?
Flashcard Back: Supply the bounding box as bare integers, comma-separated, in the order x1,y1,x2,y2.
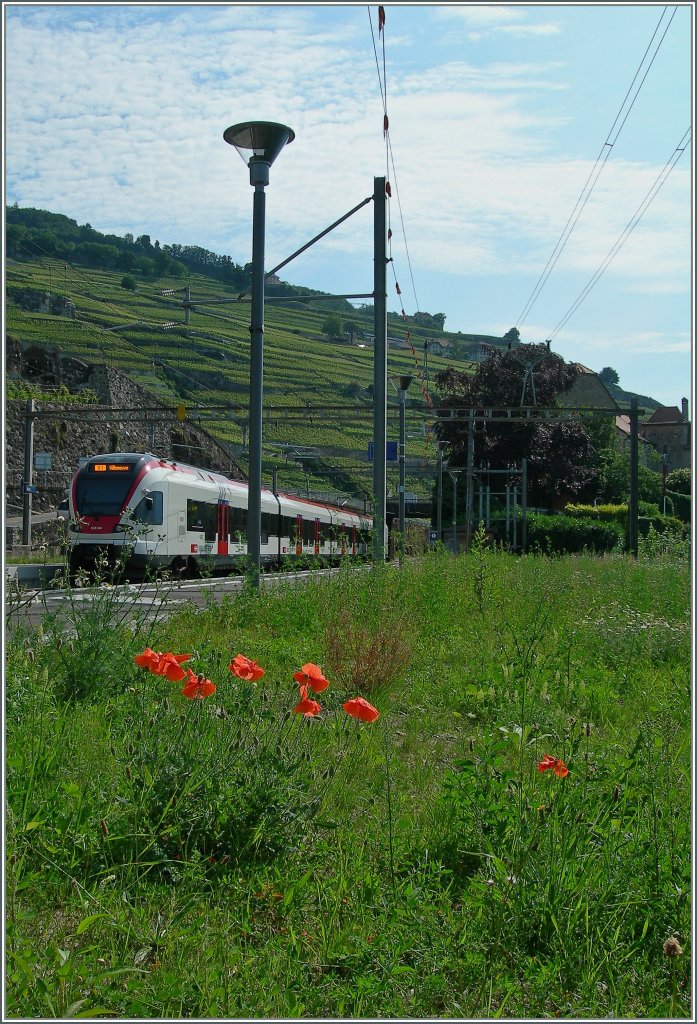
3,2,693,408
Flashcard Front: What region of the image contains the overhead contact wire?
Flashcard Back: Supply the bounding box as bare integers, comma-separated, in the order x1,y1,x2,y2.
549,128,691,339
516,5,677,329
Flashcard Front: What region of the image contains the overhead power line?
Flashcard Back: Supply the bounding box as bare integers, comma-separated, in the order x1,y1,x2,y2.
548,128,691,340
516,5,678,329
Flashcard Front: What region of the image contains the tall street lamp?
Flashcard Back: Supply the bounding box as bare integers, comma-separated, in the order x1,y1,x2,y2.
223,121,294,588
447,465,462,553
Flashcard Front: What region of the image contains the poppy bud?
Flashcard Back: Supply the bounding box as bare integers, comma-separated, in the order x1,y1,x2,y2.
612,785,620,802
27,650,35,663
584,722,592,736
468,737,475,752
125,765,132,779
56,638,63,651
99,819,109,837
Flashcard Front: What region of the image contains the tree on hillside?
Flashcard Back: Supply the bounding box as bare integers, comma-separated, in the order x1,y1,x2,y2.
322,314,343,339
599,366,620,386
432,313,446,330
435,343,599,504
343,319,359,343
503,327,520,345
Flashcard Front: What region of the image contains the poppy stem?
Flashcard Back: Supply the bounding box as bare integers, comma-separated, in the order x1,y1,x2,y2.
383,736,396,892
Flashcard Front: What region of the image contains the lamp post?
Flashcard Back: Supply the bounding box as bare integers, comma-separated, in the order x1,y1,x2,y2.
223,120,294,588
447,466,462,553
436,444,444,543
390,374,413,565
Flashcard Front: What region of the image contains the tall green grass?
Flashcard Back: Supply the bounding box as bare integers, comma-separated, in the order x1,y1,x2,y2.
5,546,691,1018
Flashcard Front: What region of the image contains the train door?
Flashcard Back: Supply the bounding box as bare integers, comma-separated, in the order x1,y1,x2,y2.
217,502,229,556
351,525,356,556
314,518,320,556
340,523,347,555
296,515,303,556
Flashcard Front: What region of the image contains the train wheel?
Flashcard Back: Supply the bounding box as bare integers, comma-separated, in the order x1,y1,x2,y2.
186,556,200,578
170,556,187,580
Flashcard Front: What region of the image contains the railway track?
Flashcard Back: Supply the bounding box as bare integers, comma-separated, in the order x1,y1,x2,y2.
5,566,347,633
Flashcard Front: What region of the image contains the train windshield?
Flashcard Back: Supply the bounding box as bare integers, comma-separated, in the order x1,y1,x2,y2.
75,461,139,517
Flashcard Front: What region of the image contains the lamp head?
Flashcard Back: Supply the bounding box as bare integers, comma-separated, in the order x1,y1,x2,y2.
398,374,413,393
224,121,295,185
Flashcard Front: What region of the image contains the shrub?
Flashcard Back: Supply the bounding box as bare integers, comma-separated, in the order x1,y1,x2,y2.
665,489,691,523
665,467,691,495
564,502,627,526
526,512,624,554
637,512,686,537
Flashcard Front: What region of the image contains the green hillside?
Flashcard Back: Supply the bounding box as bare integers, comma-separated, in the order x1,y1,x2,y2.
6,210,483,501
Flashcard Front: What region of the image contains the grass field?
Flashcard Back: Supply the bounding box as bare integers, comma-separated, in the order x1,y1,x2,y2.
5,542,692,1019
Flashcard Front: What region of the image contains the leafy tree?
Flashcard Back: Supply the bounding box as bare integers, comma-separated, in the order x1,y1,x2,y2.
343,320,359,343
597,449,662,505
503,327,520,345
599,366,620,386
120,275,136,291
432,313,446,330
322,314,342,339
665,467,691,495
435,344,600,505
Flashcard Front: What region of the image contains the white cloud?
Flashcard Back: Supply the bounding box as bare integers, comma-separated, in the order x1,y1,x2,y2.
436,4,560,39
3,4,691,405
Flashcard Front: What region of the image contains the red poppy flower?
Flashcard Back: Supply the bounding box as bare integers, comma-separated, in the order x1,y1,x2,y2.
134,647,160,671
229,654,265,681
181,669,216,700
537,754,569,778
342,697,380,723
293,696,321,717
153,652,190,682
293,663,330,694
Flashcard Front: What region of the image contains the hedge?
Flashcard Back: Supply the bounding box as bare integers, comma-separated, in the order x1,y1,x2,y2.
564,502,627,526
526,513,625,555
665,489,691,524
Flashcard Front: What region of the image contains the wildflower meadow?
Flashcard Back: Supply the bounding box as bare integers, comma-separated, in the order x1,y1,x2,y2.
5,540,692,1019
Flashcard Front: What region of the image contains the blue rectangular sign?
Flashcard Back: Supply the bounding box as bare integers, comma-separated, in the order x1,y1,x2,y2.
368,441,398,463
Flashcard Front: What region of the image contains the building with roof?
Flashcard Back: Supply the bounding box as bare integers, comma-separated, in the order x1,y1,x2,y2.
558,364,621,411
639,399,691,471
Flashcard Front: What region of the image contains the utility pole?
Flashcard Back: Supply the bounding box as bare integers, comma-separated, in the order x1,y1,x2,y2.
396,375,412,566
436,445,443,543
629,397,639,557
372,176,388,563
22,399,35,546
465,412,475,551
521,457,528,553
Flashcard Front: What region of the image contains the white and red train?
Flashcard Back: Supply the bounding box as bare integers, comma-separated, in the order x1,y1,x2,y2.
68,453,377,578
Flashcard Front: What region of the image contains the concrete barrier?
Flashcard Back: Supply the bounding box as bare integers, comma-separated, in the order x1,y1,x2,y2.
4,563,65,587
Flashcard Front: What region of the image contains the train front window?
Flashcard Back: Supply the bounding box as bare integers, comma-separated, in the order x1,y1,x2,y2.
75,470,137,517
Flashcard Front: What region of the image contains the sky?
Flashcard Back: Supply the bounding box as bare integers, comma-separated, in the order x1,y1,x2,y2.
3,2,694,408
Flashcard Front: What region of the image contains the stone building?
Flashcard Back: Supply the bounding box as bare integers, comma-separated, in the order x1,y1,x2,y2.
639,400,691,471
